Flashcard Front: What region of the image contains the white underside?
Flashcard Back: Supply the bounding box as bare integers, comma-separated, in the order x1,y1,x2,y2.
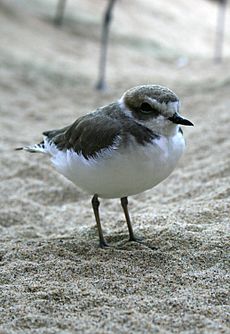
44,132,185,199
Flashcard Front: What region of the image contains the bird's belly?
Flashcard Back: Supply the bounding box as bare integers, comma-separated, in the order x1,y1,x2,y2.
50,135,185,199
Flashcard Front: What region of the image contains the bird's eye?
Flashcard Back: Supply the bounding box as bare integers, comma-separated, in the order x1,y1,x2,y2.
140,102,153,113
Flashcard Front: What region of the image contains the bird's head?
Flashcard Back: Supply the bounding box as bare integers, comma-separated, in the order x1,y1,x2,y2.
119,85,193,136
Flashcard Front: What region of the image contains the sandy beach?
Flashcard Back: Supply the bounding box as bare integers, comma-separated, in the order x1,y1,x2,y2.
0,0,229,333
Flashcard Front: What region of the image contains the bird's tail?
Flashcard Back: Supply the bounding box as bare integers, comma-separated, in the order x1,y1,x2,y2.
15,141,47,154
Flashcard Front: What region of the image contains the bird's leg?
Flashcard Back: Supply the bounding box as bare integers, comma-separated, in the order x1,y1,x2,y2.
121,197,140,242
91,195,109,248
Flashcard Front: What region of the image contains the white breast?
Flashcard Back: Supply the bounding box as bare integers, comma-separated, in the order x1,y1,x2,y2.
46,132,185,199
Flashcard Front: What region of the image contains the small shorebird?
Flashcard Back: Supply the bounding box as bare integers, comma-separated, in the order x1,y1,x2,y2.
17,85,193,248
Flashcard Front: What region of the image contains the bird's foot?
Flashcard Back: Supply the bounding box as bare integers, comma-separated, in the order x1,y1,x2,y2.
129,236,157,250
99,240,110,249
128,235,143,243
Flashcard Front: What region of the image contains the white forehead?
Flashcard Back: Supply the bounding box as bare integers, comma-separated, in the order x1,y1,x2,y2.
148,98,179,114
165,100,180,115
118,95,180,118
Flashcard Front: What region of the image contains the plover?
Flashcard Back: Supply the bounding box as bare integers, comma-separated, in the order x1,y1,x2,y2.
17,85,193,248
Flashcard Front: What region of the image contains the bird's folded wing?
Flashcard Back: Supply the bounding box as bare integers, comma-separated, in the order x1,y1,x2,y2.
43,113,122,159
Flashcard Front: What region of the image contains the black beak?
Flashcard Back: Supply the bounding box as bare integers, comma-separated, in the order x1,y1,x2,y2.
168,113,194,126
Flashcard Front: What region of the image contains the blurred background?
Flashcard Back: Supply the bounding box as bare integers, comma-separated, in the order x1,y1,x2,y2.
1,0,230,141
1,0,230,99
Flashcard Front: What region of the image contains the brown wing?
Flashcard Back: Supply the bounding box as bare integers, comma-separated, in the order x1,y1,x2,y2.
43,102,159,159
43,111,122,159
